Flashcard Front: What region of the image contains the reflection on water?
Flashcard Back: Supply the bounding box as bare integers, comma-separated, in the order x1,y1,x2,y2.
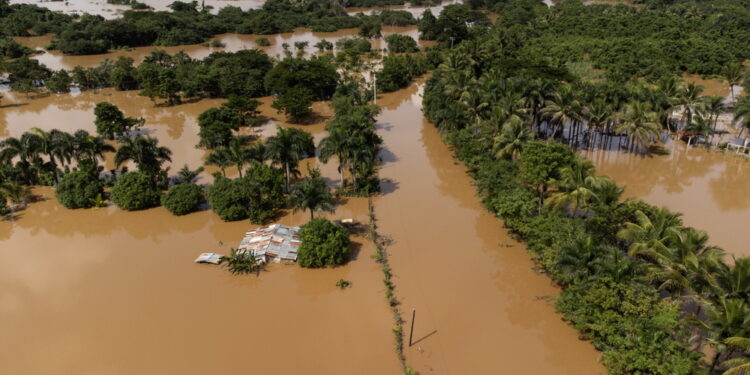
585,143,750,257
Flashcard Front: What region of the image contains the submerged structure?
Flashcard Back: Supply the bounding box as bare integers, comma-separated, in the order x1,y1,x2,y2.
237,224,301,264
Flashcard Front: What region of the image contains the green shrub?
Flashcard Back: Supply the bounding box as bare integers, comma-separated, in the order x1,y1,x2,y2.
0,192,8,216
110,172,160,211
297,218,350,268
207,166,285,223
255,37,271,46
384,34,418,53
55,171,104,209
161,183,205,215
207,176,251,221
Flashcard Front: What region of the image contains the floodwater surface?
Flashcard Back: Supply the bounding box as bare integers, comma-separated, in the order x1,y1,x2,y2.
16,26,430,71
373,80,605,374
0,77,608,373
585,143,750,258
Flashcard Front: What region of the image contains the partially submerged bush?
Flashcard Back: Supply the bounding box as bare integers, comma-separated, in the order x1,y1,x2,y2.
297,218,351,268
55,171,103,209
161,183,205,216
110,172,160,211
220,248,263,274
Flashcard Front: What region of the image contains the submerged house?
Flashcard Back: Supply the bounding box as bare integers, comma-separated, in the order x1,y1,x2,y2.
237,224,301,264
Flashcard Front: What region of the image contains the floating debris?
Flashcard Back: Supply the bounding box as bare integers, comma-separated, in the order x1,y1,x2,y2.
194,253,223,264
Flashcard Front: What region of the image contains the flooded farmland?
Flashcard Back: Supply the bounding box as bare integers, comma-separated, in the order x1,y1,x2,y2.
0,69,607,374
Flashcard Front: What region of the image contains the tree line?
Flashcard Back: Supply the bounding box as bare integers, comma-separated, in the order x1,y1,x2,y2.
0,0,418,56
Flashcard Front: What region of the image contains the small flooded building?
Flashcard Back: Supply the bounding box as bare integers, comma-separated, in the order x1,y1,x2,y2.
237,224,301,264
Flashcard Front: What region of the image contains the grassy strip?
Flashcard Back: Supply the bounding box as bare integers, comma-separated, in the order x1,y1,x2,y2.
367,197,414,373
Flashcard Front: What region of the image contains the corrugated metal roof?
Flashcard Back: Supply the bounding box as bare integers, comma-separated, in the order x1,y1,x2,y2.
237,224,301,262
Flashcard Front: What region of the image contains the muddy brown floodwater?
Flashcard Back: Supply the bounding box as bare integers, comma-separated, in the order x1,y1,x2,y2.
16,26,431,72
585,143,750,258
10,0,455,19
373,80,605,374
0,73,607,373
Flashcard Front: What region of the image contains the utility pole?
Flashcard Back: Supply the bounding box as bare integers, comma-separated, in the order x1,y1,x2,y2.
408,308,416,347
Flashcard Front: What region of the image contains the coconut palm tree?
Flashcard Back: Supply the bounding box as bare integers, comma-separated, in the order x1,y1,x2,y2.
694,298,750,373
545,157,610,216
541,84,584,141
72,130,115,167
554,235,614,286
733,96,750,140
319,127,349,185
586,98,613,149
685,112,715,146
264,127,315,191
0,133,44,184
220,135,258,178
205,149,232,177
289,168,335,220
492,116,532,160
175,164,204,184
676,82,705,130
723,63,746,101
618,208,682,258
115,134,172,176
615,101,661,154
721,336,750,375
714,258,750,304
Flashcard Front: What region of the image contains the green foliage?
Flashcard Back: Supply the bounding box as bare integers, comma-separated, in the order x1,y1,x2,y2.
207,165,285,223
110,172,161,211
54,170,103,209
336,278,351,289
255,37,271,46
161,183,205,215
45,70,72,93
297,217,351,268
289,168,335,219
197,107,242,148
376,54,431,92
384,34,418,53
335,37,372,53
264,56,339,100
0,191,8,216
94,102,144,140
271,86,314,122
220,248,263,275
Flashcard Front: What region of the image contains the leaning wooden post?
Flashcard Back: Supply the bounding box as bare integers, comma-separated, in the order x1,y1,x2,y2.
409,308,416,347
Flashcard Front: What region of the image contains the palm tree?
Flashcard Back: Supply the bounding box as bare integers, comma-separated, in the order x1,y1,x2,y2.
492,116,532,160
685,112,715,146
676,82,705,131
554,235,611,285
115,134,172,176
733,96,750,141
0,133,43,183
586,98,613,149
0,181,33,210
617,208,682,258
219,135,260,178
289,168,335,220
72,130,114,167
694,298,750,373
723,63,746,101
541,85,584,141
721,336,750,375
205,148,232,177
319,127,349,185
714,258,750,303
265,127,315,191
615,101,661,154
545,157,610,216
175,164,204,184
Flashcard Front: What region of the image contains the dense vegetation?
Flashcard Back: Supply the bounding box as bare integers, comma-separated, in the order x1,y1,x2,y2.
422,15,750,371
296,217,351,268
0,0,414,56
55,170,104,209
110,171,161,210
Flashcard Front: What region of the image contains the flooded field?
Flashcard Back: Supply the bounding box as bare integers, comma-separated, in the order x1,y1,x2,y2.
0,69,607,374
585,143,750,258
9,0,453,19
16,26,430,72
